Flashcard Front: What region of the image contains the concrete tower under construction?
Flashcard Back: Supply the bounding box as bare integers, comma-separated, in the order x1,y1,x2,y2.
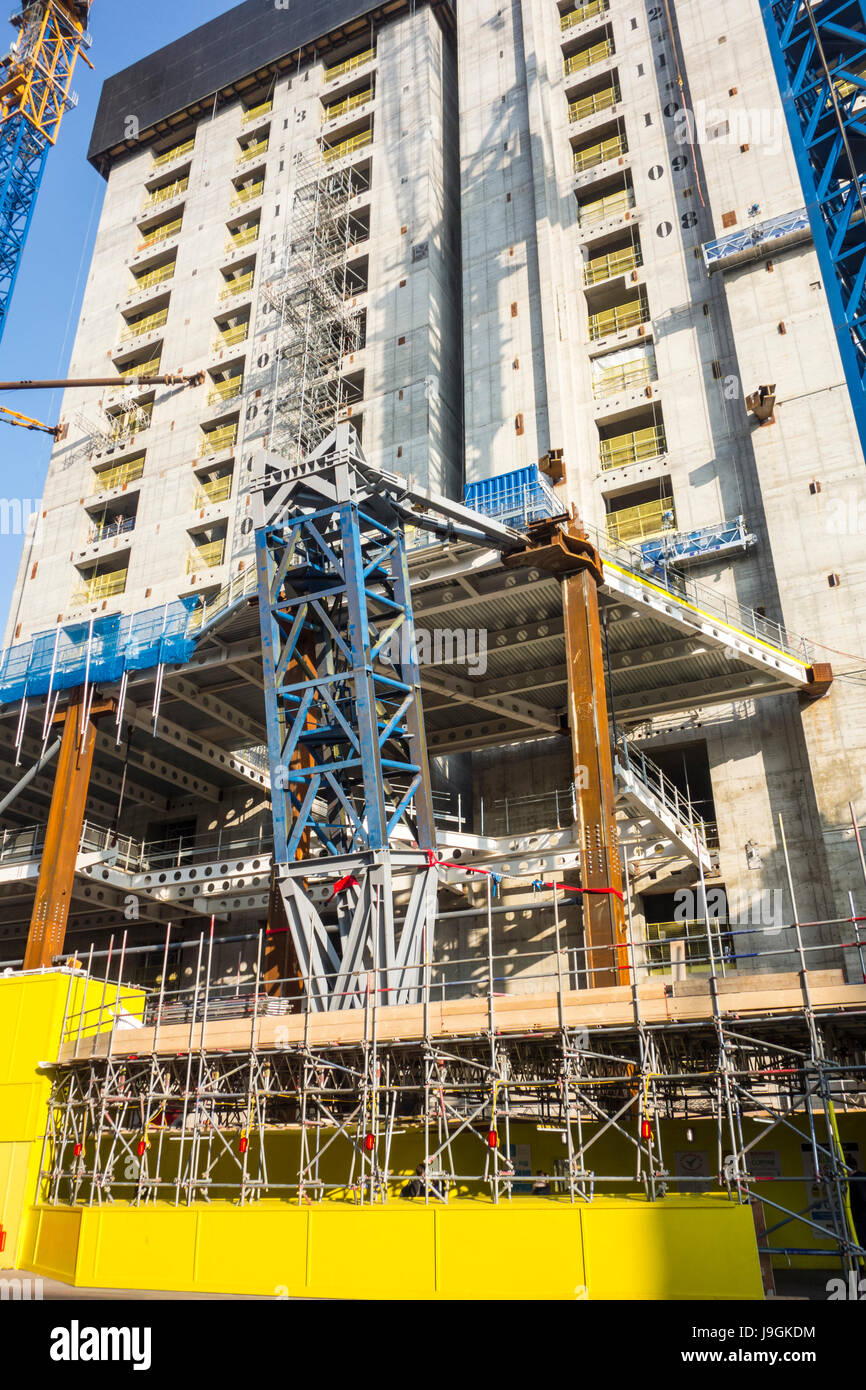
1,0,866,1301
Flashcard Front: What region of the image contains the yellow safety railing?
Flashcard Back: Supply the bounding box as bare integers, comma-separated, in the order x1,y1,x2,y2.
131,261,175,294
152,137,195,168
117,358,161,382
219,272,254,301
194,474,233,507
237,138,268,165
242,100,272,126
187,540,225,572
600,424,667,471
606,496,675,543
322,128,373,164
324,47,375,82
584,244,641,285
92,456,145,492
588,293,647,339
226,225,259,252
74,569,129,604
568,84,619,123
834,66,866,98
213,323,249,350
592,358,654,398
120,308,168,341
138,217,182,250
207,375,243,406
199,423,238,456
573,131,627,172
645,921,717,975
323,87,373,122
579,185,634,227
142,177,189,211
564,38,613,77
560,0,609,31
231,181,264,207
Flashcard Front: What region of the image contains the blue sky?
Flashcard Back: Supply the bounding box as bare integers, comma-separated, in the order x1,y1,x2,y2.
0,0,239,635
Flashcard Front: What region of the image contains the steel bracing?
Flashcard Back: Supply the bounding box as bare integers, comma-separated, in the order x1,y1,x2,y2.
762,0,866,452
254,426,440,1010
0,2,92,341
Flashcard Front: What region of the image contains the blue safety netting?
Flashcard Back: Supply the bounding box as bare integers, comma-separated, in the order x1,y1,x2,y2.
0,599,200,705
464,465,562,530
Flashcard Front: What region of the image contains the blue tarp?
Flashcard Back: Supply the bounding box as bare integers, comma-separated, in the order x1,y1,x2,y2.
0,599,199,704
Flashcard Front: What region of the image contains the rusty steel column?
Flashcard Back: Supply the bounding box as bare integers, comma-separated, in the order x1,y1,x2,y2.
264,643,315,1000
23,692,102,971
505,520,627,988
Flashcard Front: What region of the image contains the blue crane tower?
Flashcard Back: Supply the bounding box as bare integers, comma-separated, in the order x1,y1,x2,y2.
762,1,866,454
0,1,92,344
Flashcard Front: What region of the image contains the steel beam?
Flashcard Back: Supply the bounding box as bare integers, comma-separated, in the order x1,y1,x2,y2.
23,693,104,969
505,523,627,987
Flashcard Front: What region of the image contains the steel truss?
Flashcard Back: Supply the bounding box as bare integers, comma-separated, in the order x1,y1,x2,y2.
762,0,866,452
246,149,365,464
0,2,92,342
254,425,439,1010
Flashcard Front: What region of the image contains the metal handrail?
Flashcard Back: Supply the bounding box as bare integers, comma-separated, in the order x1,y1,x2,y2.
585,244,641,285
564,38,614,77
322,128,373,164
561,0,609,31
198,423,238,456
569,85,620,122
213,323,249,351
142,178,188,210
230,182,264,207
87,516,136,544
574,132,627,172
91,456,145,493
599,423,666,469
242,100,272,126
588,294,646,338
137,217,182,250
579,186,635,227
237,139,268,165
219,272,254,301
324,47,375,82
606,496,675,544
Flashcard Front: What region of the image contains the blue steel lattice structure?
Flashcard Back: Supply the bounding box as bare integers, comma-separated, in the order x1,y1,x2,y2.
253,425,441,1011
761,0,866,453
0,2,92,343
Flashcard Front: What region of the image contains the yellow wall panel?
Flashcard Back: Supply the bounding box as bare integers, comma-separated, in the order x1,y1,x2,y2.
437,1205,585,1299
582,1200,763,1300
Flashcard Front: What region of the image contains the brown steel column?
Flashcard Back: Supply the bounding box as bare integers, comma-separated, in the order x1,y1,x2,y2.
561,563,627,988
505,520,627,988
23,692,101,971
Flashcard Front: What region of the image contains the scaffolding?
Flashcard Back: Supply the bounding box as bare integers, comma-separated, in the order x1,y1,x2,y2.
247,150,365,464
38,903,866,1279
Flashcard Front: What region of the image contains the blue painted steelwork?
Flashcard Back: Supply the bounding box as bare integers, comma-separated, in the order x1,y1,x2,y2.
256,484,436,865
761,0,866,452
463,465,563,531
0,116,48,341
0,1,92,343
637,516,757,571
703,206,811,270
